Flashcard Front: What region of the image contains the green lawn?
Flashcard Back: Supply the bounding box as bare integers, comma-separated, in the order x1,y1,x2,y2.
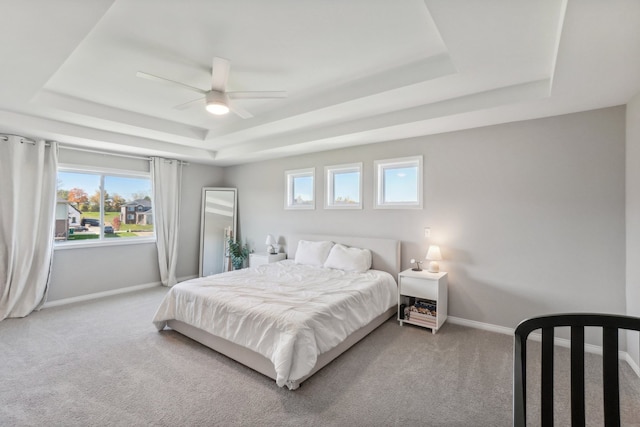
67,234,99,241
67,231,144,240
120,225,154,232
70,210,152,240
81,212,119,222
79,211,153,231
105,232,139,238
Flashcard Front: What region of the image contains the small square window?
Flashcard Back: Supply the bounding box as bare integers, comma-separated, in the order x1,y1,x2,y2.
285,168,315,210
374,156,423,209
325,163,362,209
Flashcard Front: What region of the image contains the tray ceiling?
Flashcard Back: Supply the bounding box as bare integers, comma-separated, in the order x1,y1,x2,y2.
1,0,639,165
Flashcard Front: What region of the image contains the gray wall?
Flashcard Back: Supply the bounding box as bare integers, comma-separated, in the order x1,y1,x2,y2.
47,157,224,301
45,106,635,355
224,107,627,334
627,93,640,367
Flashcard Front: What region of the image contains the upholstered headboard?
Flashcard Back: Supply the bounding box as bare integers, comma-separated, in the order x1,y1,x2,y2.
286,234,401,279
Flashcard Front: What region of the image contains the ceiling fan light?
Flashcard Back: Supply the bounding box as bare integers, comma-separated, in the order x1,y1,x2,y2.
206,101,229,115
205,91,230,115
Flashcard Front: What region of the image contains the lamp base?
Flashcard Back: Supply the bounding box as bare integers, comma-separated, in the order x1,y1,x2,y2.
266,245,276,255
428,261,439,273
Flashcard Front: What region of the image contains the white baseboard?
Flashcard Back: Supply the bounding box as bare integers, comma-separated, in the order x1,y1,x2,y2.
447,315,639,378
42,281,162,308
42,274,199,309
448,316,514,335
626,352,640,377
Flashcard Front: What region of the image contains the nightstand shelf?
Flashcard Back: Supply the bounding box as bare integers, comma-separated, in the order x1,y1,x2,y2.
398,269,448,334
249,252,286,267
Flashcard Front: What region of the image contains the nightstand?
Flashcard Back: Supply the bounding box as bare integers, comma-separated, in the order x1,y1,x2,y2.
249,252,286,267
398,269,448,334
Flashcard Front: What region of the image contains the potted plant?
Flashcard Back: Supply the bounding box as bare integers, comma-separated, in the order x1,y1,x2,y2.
227,238,250,270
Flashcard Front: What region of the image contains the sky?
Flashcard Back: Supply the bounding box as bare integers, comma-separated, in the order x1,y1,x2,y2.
57,171,151,201
292,165,417,204
384,166,418,202
293,175,313,202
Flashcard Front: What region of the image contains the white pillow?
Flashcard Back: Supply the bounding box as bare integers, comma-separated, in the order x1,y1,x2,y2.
323,243,372,273
294,240,334,266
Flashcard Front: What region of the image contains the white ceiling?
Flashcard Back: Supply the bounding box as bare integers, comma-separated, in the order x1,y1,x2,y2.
1,0,639,165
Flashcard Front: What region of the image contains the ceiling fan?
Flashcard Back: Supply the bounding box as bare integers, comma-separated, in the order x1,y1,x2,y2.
136,57,287,119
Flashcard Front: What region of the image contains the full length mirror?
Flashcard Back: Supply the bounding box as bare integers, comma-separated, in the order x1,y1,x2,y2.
199,187,237,277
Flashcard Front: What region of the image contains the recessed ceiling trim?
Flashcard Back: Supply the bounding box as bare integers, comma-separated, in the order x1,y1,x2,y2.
549,0,569,91
32,89,208,143
0,108,216,163
204,53,457,141
213,79,550,161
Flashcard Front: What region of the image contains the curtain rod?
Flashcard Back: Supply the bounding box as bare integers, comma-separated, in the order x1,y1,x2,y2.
2,134,189,165
0,134,43,145
59,144,189,165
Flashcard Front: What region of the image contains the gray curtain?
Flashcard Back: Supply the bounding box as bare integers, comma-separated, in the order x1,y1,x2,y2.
151,157,182,286
0,136,58,320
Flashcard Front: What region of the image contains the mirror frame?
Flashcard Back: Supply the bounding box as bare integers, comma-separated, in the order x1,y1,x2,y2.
199,187,237,277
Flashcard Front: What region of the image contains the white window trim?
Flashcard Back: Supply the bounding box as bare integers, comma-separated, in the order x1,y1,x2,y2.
54,237,156,250
374,155,423,209
325,162,363,210
285,167,315,210
55,165,155,246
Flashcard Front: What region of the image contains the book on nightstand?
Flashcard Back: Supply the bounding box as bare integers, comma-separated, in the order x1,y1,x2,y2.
404,298,437,326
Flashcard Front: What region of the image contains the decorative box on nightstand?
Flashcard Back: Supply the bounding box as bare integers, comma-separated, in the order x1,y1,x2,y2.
249,252,286,267
397,269,448,334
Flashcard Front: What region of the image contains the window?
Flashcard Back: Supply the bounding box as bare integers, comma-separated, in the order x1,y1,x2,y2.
325,163,362,209
55,168,154,244
285,168,315,209
374,156,423,209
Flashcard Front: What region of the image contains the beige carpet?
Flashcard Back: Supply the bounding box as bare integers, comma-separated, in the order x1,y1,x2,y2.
0,287,638,426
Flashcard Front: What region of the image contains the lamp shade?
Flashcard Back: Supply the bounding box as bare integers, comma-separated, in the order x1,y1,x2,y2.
425,245,442,273
425,245,442,261
265,234,277,254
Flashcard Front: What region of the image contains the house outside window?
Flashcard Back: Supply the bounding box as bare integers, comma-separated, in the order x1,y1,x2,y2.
121,199,153,225
55,169,154,244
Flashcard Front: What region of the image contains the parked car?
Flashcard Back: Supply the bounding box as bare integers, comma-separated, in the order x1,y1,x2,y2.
73,226,88,232
81,218,100,226
104,226,114,234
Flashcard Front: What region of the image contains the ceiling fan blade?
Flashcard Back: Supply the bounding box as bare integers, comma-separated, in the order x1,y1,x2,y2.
173,97,205,110
227,91,288,100
228,103,253,119
211,57,230,92
136,71,208,95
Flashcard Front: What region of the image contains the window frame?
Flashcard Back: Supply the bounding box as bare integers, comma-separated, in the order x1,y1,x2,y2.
54,164,155,248
373,155,423,209
284,167,315,210
324,162,363,210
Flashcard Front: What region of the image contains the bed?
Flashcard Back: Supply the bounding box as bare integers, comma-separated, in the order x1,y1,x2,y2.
152,234,400,389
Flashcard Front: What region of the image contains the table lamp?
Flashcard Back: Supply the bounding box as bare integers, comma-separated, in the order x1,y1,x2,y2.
426,245,442,273
265,234,277,254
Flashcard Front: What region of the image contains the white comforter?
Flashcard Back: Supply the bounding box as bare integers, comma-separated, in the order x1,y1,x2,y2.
152,260,397,388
